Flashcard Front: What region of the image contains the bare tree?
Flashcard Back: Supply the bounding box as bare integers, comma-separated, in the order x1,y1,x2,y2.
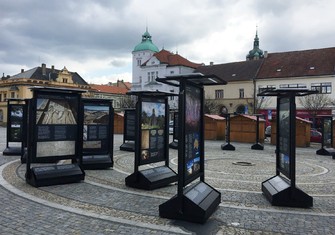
204,96,221,114
246,92,271,114
120,95,136,109
299,93,334,127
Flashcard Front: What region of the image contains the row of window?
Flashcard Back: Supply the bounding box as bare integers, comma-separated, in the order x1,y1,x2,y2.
148,71,158,82
214,82,332,99
215,89,245,99
0,92,16,102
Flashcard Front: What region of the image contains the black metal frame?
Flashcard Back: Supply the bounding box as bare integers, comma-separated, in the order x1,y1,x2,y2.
316,115,335,158
251,114,264,150
125,91,177,190
81,98,114,169
25,87,85,187
169,111,179,149
158,73,224,223
221,113,235,151
258,88,315,208
3,99,26,156
119,109,136,151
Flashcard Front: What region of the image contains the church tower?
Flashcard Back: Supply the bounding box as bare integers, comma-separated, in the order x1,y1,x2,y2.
132,28,159,90
246,29,264,60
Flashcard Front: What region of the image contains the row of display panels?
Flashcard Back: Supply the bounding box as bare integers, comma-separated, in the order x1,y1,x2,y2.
7,84,205,187
6,93,113,162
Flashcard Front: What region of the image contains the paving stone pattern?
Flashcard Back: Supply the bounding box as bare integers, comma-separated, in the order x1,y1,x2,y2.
0,126,334,234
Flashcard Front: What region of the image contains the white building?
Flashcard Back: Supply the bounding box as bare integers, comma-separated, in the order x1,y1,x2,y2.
132,29,202,109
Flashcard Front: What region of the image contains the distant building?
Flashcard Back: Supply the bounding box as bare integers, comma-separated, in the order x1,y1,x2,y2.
90,83,131,111
132,29,202,109
198,46,335,126
0,63,92,124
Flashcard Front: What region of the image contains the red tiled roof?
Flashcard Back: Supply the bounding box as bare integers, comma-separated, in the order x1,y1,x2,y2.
145,49,202,69
90,84,129,94
257,47,335,79
205,114,225,120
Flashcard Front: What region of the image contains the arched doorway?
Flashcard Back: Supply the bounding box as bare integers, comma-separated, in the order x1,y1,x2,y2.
236,105,246,114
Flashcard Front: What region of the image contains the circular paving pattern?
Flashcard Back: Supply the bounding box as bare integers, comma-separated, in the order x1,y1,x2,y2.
1,134,335,234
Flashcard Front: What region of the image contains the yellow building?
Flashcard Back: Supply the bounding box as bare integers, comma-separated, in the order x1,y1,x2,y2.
0,63,92,124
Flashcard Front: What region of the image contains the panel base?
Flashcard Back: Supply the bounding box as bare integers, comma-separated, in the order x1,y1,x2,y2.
125,166,177,190
251,143,264,150
221,143,235,151
119,142,135,152
159,181,221,223
316,147,335,158
3,146,22,156
262,175,313,208
169,140,178,149
81,154,113,170
26,163,85,187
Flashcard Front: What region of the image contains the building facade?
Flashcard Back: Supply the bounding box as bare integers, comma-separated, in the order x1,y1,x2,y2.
0,63,92,124
199,47,335,126
131,29,202,109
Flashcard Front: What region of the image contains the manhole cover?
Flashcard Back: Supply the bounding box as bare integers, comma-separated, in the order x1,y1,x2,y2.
232,161,255,166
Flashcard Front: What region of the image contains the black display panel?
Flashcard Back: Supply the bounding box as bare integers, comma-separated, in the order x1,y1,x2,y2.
8,104,24,142
184,85,202,185
35,93,78,158
125,109,136,141
173,112,179,140
278,97,290,177
323,117,332,146
139,98,166,165
83,103,110,153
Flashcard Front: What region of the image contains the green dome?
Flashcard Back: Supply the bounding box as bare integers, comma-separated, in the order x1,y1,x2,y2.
133,29,159,52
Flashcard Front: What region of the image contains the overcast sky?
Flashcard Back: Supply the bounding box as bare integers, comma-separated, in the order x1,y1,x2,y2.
1,0,335,84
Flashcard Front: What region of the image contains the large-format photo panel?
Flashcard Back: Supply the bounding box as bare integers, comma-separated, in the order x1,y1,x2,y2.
139,98,167,165
278,97,291,178
183,84,203,185
8,104,24,142
34,93,79,160
83,102,110,154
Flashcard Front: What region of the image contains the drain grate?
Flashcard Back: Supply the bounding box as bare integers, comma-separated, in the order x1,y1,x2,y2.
232,161,255,166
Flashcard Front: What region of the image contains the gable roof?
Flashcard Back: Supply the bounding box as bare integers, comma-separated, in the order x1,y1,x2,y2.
257,47,335,79
10,65,88,85
144,49,202,69
195,59,263,82
90,84,129,95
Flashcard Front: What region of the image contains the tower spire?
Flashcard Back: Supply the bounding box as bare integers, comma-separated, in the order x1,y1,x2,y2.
246,26,264,60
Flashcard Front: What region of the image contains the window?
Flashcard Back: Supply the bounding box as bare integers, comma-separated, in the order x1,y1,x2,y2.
279,84,306,88
0,94,2,102
151,71,155,81
170,71,174,74
147,72,150,82
258,85,276,93
63,78,68,83
137,59,141,66
239,89,244,98
11,92,15,98
215,89,224,99
311,82,331,94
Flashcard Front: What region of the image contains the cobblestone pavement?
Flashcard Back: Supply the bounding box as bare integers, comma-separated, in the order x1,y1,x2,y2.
0,126,334,234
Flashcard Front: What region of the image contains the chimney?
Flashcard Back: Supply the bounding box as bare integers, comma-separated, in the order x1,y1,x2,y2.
264,51,268,58
42,63,46,76
21,69,24,73
210,62,214,66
